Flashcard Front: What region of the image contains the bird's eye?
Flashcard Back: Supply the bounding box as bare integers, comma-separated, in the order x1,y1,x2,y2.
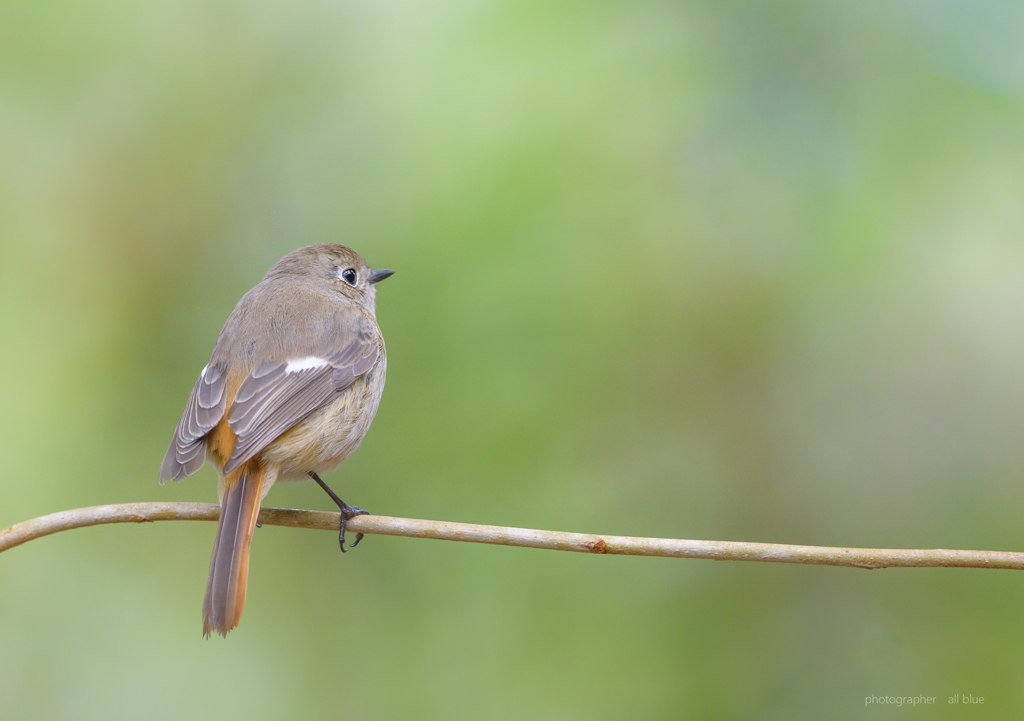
341,268,357,286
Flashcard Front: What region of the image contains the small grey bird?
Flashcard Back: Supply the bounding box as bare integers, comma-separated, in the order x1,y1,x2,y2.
159,245,393,637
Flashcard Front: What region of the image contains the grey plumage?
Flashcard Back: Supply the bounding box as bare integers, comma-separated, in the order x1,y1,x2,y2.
158,244,392,637
160,246,386,484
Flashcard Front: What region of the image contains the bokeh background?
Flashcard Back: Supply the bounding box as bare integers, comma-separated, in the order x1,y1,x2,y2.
3,0,1024,718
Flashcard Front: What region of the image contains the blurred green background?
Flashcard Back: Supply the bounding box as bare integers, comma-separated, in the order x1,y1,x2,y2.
3,0,1024,718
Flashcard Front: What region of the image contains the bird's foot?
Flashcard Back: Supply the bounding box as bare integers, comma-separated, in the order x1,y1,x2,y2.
308,471,370,552
337,501,370,552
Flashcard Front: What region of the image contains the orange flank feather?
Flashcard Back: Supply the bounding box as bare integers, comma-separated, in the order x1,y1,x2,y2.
207,373,242,471
208,416,239,470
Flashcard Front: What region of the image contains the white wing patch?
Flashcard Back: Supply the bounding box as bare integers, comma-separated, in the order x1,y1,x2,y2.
285,356,330,374
201,364,209,378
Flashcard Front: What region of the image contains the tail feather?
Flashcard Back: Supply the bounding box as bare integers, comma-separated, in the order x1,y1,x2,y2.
203,461,266,637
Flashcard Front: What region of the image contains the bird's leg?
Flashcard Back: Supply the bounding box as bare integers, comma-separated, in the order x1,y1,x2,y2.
308,471,369,552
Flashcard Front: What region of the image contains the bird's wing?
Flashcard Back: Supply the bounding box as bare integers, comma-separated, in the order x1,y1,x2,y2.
222,326,380,475
160,363,230,482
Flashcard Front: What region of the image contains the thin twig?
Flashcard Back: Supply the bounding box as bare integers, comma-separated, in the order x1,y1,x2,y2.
1,502,1022,570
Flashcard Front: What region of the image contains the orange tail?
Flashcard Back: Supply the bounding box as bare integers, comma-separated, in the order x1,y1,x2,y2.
203,460,266,637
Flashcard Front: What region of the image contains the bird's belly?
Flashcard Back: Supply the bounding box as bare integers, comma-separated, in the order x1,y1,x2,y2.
261,358,386,480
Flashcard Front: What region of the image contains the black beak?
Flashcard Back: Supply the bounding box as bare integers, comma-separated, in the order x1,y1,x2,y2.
369,269,395,284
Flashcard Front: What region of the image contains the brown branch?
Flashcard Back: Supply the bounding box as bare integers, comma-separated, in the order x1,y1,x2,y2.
1,502,1022,570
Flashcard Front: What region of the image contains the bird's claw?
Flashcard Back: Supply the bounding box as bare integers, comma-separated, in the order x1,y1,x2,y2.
308,471,369,554
337,503,370,552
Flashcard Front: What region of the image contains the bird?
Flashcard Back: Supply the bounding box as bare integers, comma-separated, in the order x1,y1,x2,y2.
159,244,393,637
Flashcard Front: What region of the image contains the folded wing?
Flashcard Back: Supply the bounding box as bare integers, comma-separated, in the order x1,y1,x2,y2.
222,333,379,475
159,363,229,482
